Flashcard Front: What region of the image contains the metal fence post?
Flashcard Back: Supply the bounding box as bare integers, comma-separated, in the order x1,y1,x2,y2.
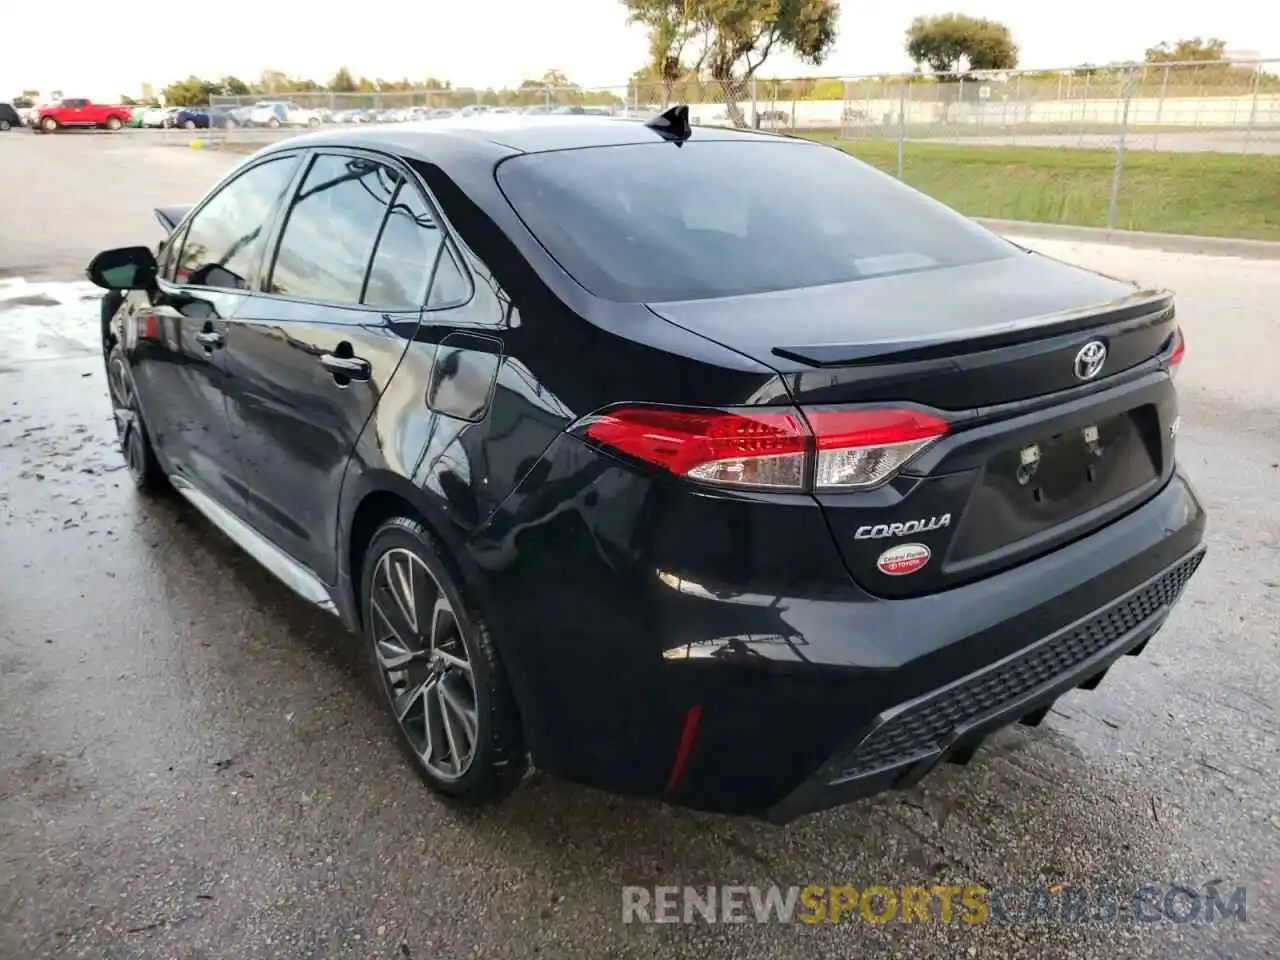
896,81,907,179
1106,66,1134,232
750,76,758,128
1151,65,1170,151
1011,73,1022,145
1243,61,1262,155
1078,71,1091,146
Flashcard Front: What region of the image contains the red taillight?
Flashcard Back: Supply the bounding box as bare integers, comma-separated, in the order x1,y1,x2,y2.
584,407,809,489
582,405,948,492
1167,327,1185,378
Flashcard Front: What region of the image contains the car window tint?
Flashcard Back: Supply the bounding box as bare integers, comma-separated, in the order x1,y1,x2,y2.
427,246,469,309
160,225,187,281
174,156,296,291
496,140,1018,303
269,154,400,304
362,184,442,310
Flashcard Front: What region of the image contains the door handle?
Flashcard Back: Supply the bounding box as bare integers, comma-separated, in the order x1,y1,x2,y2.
320,353,371,381
194,330,223,349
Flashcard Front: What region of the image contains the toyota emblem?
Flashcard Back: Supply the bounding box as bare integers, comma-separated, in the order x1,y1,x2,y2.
1073,340,1107,381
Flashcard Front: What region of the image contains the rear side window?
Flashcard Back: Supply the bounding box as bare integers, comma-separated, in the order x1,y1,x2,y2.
496,140,1018,302
363,184,444,310
268,154,400,304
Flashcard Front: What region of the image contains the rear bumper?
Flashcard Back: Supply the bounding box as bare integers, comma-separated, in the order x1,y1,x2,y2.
765,545,1203,823
473,445,1207,821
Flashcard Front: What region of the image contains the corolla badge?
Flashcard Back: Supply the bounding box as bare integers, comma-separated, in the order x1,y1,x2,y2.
876,543,931,576
854,514,951,540
1074,340,1107,381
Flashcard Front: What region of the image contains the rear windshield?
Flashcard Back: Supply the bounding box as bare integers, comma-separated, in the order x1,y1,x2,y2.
496,139,1017,303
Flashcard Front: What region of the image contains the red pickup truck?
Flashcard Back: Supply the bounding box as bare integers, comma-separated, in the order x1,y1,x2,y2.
34,98,133,133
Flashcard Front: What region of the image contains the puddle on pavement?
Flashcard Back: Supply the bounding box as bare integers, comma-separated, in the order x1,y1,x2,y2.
0,277,105,364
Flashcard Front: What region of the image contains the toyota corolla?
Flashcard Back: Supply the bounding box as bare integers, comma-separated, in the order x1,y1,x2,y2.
87,109,1205,822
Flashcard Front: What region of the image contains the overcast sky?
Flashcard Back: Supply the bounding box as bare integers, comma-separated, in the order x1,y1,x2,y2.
4,1,1276,98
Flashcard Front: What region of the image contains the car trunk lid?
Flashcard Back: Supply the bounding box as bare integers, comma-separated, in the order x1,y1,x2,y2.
645,254,1182,597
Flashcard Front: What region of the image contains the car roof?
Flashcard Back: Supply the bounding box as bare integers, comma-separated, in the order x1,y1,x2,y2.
258,113,798,167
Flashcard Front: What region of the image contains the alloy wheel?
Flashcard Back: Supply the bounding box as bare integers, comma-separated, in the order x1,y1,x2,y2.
369,547,479,782
107,354,144,476
107,354,134,429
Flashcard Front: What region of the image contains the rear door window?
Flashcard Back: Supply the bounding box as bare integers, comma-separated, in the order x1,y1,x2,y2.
267,154,401,304
362,183,471,311
496,139,1018,302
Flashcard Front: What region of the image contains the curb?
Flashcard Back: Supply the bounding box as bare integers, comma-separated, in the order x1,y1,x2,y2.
976,218,1280,260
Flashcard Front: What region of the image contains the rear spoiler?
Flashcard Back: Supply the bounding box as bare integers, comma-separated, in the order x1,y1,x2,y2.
154,204,192,235
771,289,1175,368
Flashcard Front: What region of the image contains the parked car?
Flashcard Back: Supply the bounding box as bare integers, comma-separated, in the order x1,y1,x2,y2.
247,100,321,128
172,106,235,130
34,98,132,132
86,110,1204,823
0,102,21,131
11,96,35,126
138,106,171,128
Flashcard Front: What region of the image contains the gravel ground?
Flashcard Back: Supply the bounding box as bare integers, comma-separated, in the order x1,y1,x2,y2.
1,132,1277,960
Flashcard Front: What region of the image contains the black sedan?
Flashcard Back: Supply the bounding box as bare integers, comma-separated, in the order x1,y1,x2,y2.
87,109,1205,822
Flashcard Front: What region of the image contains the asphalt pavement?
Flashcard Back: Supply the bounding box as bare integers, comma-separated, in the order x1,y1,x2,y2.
1,132,1277,960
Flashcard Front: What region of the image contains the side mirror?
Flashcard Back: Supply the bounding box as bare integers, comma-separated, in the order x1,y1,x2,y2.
86,246,158,291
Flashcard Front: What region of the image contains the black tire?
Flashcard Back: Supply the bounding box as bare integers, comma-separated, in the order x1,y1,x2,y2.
266,117,280,128
360,517,526,805
105,115,122,131
105,344,167,493
0,120,10,132
41,116,56,133
183,120,196,130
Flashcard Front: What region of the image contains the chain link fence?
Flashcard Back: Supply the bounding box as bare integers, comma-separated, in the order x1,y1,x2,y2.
827,59,1279,233
132,57,1279,239
837,60,1279,152
181,58,1276,154
205,85,640,125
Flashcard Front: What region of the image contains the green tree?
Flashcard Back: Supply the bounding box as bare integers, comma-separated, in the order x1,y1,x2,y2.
1141,38,1263,92
905,13,1018,75
540,69,573,88
625,0,701,107
329,67,357,92
160,75,221,106
1144,37,1227,63
625,0,839,126
255,69,290,94
220,75,251,96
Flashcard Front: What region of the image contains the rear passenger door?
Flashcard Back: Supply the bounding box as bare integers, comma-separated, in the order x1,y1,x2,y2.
223,150,460,582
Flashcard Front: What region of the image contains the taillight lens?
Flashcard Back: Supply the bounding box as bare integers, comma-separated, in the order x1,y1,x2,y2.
807,409,949,490
584,407,809,489
1166,327,1185,379
582,405,948,492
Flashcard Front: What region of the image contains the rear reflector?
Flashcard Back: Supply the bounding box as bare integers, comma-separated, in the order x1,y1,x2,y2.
582,405,948,492
1166,327,1185,379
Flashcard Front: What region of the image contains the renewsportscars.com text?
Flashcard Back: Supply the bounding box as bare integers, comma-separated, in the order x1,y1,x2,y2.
622,884,1248,925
